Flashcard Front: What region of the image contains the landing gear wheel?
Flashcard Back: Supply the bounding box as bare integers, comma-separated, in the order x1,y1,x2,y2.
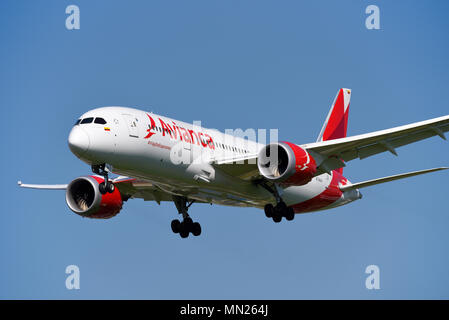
285,207,295,221
106,182,115,193
99,182,107,195
272,214,282,223
93,164,114,195
277,201,287,212
269,201,294,223
191,222,201,236
172,196,203,238
179,221,190,238
271,201,286,223
179,229,189,238
264,204,274,218
184,217,193,226
171,219,181,234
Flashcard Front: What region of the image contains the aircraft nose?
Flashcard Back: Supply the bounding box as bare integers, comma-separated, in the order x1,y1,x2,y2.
68,126,90,156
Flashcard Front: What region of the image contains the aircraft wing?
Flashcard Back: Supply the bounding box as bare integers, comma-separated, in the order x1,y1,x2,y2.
301,115,449,173
209,115,449,179
340,167,448,191
17,181,68,189
18,176,174,203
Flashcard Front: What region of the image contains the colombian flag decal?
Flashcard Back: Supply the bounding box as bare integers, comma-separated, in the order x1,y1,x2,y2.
104,127,111,131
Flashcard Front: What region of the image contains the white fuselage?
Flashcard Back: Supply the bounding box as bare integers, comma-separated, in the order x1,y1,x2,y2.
68,107,359,211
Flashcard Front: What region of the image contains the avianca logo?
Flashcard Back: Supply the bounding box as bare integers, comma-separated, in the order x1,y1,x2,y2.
144,114,157,139
144,113,215,150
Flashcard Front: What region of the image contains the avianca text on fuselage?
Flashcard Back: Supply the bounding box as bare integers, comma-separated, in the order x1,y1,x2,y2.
145,114,215,150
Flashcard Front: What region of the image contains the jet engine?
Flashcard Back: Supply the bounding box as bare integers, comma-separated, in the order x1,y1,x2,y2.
65,176,123,219
257,141,317,186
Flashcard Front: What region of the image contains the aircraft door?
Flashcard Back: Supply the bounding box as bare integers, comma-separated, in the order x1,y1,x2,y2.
182,139,192,165
122,114,140,138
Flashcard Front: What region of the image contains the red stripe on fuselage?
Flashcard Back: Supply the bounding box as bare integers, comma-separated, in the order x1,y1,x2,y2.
291,170,344,213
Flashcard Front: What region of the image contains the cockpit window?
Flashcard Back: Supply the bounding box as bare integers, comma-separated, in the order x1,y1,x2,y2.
80,117,94,124
74,119,81,126
94,117,107,124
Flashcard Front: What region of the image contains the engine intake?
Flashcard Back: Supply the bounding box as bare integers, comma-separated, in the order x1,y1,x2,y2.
65,176,123,219
257,141,317,186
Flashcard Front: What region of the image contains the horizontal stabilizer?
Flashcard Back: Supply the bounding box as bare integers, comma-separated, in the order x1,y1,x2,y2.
340,167,448,191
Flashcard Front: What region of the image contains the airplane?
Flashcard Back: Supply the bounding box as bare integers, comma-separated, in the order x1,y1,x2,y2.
18,88,449,238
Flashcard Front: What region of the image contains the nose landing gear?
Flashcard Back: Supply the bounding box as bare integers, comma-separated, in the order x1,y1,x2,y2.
92,164,115,194
171,196,201,238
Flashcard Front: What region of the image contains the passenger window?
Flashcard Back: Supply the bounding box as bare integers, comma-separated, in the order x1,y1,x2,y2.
94,117,107,124
80,117,93,124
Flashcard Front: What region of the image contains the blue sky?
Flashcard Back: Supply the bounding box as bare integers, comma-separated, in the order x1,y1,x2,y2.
1,0,448,299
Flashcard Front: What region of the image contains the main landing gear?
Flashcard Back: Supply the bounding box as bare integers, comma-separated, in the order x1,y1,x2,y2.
92,164,115,194
262,183,295,223
264,201,295,223
171,196,201,238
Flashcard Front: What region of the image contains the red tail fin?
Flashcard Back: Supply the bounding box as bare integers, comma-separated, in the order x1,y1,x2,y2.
317,88,351,142
317,88,351,174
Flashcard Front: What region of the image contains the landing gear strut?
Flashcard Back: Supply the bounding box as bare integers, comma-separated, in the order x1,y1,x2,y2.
92,164,115,194
262,183,295,223
171,196,201,238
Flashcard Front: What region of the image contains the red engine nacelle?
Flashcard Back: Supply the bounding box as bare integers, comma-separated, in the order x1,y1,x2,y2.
257,141,317,186
65,176,123,219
